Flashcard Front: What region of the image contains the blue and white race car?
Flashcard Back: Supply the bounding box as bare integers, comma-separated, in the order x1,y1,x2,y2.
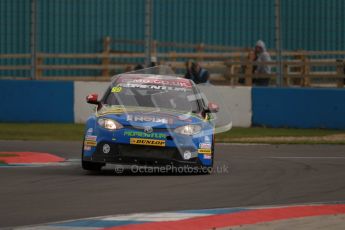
82,66,219,172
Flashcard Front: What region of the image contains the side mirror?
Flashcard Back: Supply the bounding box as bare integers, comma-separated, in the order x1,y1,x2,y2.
86,93,99,105
207,102,219,113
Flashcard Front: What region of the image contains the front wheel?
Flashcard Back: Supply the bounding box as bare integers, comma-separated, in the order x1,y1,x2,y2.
82,160,104,171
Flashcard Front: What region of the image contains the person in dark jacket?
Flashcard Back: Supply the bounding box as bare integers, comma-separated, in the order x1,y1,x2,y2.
184,61,210,84
134,64,144,71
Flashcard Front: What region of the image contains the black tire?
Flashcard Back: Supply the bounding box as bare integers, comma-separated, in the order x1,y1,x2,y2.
211,135,215,168
82,160,104,171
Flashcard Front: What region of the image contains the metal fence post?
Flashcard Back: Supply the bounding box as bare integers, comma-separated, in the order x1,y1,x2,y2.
144,0,153,67
275,0,283,87
30,0,37,80
102,37,111,79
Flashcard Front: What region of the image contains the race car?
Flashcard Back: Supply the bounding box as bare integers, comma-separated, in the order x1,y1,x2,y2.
82,66,219,172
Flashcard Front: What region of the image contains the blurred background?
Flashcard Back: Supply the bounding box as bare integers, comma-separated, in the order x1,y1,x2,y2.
1,0,344,87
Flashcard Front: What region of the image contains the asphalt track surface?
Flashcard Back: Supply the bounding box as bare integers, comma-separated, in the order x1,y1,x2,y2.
1,140,345,228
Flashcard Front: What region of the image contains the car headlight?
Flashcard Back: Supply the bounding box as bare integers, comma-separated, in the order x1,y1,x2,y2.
174,125,201,136
98,118,123,130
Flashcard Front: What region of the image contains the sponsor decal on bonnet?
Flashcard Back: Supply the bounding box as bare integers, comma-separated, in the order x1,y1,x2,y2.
127,114,173,124
124,131,166,139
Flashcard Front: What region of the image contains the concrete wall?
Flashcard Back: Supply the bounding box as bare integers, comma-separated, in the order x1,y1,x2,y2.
198,85,252,128
74,82,109,123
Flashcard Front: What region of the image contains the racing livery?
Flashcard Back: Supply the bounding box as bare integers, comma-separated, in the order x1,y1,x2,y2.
82,67,219,172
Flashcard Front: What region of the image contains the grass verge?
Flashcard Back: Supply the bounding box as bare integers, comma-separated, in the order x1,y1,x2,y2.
216,127,345,144
0,123,344,144
0,123,85,141
0,153,18,157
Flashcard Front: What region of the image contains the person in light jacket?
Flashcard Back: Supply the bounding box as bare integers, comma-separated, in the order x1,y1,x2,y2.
253,40,271,86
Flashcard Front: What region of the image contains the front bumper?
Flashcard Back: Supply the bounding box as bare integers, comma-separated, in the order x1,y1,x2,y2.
83,141,204,167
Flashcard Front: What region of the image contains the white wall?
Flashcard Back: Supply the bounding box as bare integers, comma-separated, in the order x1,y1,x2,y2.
74,82,252,127
74,81,109,123
198,85,252,127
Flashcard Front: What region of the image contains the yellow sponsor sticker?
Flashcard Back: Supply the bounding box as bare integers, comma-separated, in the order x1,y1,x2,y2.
130,138,166,147
198,148,212,155
111,86,122,93
84,140,97,147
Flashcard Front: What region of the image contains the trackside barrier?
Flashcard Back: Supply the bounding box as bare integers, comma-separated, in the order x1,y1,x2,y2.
197,85,252,128
0,80,74,122
1,80,345,130
252,88,345,129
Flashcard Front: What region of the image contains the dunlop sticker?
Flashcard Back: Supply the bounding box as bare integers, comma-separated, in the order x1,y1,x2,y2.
130,138,165,147
198,148,212,155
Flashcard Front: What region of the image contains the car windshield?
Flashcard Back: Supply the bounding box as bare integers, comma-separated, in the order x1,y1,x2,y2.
104,66,200,113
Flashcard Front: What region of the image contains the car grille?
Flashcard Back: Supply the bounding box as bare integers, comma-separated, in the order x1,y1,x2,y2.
118,144,177,160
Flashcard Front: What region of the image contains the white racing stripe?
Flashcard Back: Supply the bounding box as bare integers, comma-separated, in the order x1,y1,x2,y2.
217,143,270,146
102,212,210,222
17,227,99,230
14,201,345,230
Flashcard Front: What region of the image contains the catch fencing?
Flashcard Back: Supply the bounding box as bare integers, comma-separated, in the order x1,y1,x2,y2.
1,39,344,87
1,0,345,87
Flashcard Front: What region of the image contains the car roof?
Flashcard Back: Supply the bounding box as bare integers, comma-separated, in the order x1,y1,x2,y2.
114,74,195,88
116,74,190,82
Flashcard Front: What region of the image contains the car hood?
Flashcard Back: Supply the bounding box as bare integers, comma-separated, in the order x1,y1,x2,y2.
96,105,203,128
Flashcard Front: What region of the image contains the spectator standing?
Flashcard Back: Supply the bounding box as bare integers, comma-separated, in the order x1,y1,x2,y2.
150,56,158,67
134,64,144,71
185,61,210,84
253,40,271,86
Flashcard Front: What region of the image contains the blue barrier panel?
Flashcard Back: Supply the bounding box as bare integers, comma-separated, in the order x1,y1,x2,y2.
0,80,74,123
252,88,345,129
